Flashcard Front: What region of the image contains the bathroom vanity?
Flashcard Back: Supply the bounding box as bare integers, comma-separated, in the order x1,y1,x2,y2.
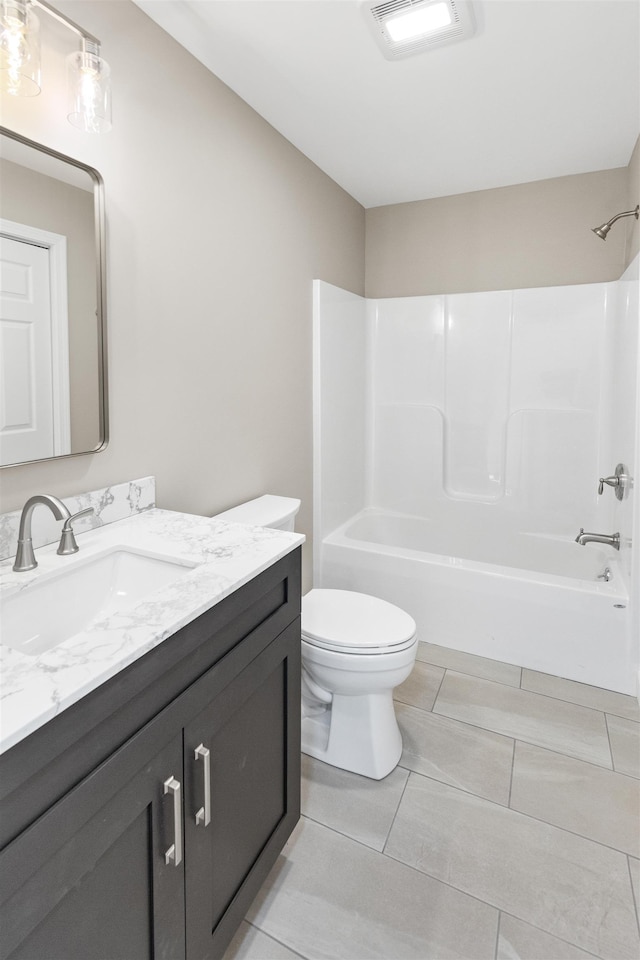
0,508,303,960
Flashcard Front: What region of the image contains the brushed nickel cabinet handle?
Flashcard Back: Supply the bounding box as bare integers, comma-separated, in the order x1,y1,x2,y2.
194,743,211,827
163,776,182,866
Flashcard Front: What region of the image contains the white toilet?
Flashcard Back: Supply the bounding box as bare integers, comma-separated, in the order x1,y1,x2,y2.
214,495,418,780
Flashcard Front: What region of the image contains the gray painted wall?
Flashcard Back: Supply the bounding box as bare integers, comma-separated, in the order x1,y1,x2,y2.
365,162,638,299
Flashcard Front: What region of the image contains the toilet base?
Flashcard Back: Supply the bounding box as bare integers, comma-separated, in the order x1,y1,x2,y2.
301,691,403,780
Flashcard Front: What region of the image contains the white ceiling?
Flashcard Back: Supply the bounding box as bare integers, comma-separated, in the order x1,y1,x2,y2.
134,0,640,208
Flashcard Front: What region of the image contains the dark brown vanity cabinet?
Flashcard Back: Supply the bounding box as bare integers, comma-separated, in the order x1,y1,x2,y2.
0,550,301,960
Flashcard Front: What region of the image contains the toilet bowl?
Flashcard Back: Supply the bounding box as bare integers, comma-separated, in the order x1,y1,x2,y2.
213,496,418,779
301,588,417,779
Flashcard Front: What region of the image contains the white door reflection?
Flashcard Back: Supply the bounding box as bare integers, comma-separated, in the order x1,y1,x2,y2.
0,223,70,465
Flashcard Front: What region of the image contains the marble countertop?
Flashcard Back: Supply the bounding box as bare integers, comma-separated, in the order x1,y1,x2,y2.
0,508,304,755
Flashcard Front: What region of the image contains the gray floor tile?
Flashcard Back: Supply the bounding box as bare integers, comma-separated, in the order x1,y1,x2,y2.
608,714,640,778
510,741,640,857
433,671,613,768
497,914,598,959
385,772,639,960
223,921,304,959
396,702,513,805
300,753,409,852
522,669,640,722
247,817,499,960
394,660,444,711
417,641,522,686
237,645,638,960
629,857,640,918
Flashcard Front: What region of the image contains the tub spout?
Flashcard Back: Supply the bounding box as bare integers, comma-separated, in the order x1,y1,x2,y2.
575,529,620,550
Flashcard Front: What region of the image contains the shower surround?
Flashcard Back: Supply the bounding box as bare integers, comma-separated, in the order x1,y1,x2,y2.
313,261,639,695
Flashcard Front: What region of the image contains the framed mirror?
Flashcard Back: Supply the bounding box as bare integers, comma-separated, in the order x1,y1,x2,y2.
0,126,108,468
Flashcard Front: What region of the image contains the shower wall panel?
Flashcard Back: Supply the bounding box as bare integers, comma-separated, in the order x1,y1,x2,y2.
372,296,445,517
315,270,637,549
605,257,639,591
370,282,610,537
505,284,607,534
443,291,512,500
312,281,368,549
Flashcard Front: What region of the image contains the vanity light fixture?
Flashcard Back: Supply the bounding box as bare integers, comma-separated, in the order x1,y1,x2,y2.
364,0,476,60
0,0,111,132
0,0,39,95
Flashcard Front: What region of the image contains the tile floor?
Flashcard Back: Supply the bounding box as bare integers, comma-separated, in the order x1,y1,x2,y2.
224,642,640,960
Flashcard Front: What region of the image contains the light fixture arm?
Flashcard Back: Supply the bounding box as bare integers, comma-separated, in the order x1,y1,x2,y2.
28,0,99,47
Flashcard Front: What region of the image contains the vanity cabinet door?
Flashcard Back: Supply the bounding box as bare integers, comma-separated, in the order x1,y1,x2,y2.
183,619,301,960
0,720,186,960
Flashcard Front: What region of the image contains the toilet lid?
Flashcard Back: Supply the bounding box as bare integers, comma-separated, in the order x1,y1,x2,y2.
301,589,416,654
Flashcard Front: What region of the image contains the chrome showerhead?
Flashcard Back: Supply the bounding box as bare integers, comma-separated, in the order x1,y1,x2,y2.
592,223,611,240
591,204,639,241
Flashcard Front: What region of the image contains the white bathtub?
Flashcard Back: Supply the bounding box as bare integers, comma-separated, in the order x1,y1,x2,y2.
319,509,634,695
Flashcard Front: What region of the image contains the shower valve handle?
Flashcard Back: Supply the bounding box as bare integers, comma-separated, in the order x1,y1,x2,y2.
598,476,619,495
598,464,630,501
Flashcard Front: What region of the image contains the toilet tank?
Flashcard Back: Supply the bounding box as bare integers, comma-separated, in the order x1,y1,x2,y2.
214,495,301,531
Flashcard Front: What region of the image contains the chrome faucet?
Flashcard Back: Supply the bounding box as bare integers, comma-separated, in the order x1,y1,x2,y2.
12,496,94,572
13,495,71,572
575,528,620,550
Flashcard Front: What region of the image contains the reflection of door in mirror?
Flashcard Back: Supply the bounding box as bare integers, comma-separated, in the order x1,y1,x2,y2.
0,223,71,463
0,128,107,468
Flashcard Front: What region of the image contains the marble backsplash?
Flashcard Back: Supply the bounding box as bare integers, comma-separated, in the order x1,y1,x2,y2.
0,477,156,561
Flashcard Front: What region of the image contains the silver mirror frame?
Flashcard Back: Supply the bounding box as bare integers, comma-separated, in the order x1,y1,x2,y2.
0,125,108,468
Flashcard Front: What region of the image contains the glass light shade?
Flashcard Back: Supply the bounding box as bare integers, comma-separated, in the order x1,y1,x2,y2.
67,43,111,133
0,0,40,96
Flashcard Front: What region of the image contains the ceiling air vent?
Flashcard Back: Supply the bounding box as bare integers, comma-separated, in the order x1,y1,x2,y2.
365,0,476,60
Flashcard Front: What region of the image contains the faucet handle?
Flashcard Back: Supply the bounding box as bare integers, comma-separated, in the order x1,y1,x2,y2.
598,463,630,500
598,476,619,495
57,507,95,556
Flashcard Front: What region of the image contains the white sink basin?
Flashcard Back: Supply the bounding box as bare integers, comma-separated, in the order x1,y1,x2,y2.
2,548,196,656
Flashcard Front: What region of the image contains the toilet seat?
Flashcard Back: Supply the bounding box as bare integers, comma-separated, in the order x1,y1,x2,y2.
302,589,416,655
